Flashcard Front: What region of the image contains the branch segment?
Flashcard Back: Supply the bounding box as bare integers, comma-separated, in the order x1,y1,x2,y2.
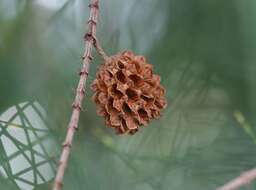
52,1,100,190
216,168,256,190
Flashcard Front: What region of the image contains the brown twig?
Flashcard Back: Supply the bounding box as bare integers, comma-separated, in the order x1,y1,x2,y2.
216,168,256,190
94,37,109,61
52,0,100,190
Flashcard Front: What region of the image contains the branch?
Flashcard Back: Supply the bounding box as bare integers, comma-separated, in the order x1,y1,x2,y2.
94,37,109,61
216,168,256,190
52,0,100,189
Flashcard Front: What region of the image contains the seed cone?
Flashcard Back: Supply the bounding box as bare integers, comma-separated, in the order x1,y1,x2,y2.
91,50,167,134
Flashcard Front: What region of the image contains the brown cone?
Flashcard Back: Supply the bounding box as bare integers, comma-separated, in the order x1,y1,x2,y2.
91,50,167,134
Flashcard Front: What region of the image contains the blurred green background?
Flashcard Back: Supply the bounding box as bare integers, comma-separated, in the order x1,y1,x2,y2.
0,0,256,190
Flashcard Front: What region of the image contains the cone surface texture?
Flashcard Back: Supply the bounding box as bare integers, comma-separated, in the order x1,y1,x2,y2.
92,51,167,134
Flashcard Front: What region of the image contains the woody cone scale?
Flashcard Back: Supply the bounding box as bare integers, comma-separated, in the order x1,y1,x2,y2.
91,50,167,134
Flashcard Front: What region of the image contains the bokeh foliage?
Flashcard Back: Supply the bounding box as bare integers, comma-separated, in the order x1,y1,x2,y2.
0,0,256,189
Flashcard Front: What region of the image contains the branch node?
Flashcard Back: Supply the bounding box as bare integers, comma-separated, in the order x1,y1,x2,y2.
88,55,93,61
84,32,95,42
67,125,78,131
79,70,89,76
72,102,81,111
77,88,85,96
89,2,99,9
88,19,97,25
62,142,72,148
82,55,93,62
54,181,63,189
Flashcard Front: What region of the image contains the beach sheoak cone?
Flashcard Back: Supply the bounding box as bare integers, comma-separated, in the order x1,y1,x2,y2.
91,50,167,134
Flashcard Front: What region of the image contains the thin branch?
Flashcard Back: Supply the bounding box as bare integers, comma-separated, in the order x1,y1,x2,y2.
52,0,100,190
94,37,109,61
216,168,256,190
